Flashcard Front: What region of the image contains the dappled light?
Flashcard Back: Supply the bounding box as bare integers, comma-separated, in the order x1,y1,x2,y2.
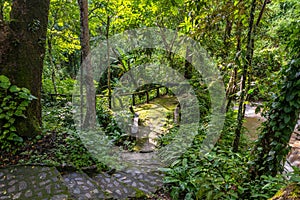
0,0,300,199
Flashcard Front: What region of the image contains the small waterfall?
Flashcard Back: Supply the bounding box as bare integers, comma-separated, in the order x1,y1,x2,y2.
174,104,180,124
131,113,139,135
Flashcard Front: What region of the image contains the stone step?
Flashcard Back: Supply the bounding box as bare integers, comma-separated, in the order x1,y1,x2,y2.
92,169,164,200
61,171,111,200
114,169,164,192
0,166,69,200
92,172,137,199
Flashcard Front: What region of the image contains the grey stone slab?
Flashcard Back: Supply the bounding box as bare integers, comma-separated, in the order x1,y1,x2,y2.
62,171,108,199
92,172,137,199
0,166,70,199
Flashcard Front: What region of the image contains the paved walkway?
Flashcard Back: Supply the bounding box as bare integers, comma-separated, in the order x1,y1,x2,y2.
0,151,164,199
0,97,177,200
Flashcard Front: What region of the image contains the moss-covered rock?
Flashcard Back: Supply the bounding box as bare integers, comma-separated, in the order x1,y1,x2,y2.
269,183,300,200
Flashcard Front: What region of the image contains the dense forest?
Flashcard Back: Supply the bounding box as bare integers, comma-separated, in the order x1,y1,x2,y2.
0,0,299,199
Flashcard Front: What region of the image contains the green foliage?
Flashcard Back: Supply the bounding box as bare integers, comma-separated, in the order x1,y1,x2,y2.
42,77,75,95
245,175,286,199
32,0,300,197
0,0,12,22
288,166,300,184
0,75,35,150
162,149,249,200
251,58,300,177
250,0,300,177
157,126,179,147
52,131,97,168
161,112,290,199
270,0,300,59
96,98,136,150
38,98,105,169
42,99,75,131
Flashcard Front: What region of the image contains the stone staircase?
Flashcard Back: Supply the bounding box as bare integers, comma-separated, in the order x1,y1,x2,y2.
0,152,164,200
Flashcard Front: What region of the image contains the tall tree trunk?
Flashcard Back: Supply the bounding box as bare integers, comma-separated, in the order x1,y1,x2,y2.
78,0,96,129
184,46,193,79
233,0,257,152
47,38,58,95
0,0,50,137
226,18,242,112
232,0,269,152
0,1,3,21
106,15,112,109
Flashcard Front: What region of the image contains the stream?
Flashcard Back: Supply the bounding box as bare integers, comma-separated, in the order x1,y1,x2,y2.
131,99,300,171
243,104,265,140
242,104,300,172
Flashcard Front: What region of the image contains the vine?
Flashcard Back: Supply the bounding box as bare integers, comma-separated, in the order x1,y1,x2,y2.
250,58,300,178
0,75,36,150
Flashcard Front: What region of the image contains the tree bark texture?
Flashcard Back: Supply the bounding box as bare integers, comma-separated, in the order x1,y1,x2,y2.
233,0,256,152
78,0,96,129
0,0,50,137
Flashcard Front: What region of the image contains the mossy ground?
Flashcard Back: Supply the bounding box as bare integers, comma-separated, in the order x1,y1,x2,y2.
270,183,300,200
131,95,179,151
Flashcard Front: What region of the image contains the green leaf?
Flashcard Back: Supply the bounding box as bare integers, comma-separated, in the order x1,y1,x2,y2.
8,118,15,124
158,167,173,172
29,94,37,100
19,92,29,99
21,87,31,95
3,95,12,101
10,126,16,132
164,177,179,183
247,88,255,95
286,92,295,101
19,101,29,107
0,75,11,89
14,110,24,117
3,123,11,128
9,85,20,93
284,106,292,113
284,115,290,123
7,133,23,142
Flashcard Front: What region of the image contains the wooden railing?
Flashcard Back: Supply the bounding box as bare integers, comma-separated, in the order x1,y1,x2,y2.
42,85,168,106
116,85,168,106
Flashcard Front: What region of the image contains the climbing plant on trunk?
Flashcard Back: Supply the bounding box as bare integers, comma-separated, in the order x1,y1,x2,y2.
250,0,300,177
0,0,50,137
250,59,300,178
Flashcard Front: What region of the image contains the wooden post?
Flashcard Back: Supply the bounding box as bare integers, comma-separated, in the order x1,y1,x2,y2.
146,91,149,103
132,94,135,106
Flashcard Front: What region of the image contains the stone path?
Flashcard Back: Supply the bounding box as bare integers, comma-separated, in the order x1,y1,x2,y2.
0,166,69,200
0,151,164,199
1,100,299,199
0,96,179,199
133,96,177,153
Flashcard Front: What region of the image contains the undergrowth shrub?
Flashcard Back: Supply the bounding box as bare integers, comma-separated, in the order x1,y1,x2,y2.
162,110,289,199
96,98,136,150
0,75,35,151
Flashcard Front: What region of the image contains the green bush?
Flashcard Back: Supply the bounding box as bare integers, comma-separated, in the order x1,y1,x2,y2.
162,111,288,199
0,75,35,150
